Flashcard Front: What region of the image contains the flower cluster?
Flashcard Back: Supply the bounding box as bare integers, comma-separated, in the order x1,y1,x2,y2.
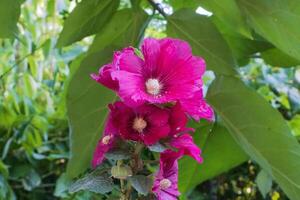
91,38,214,199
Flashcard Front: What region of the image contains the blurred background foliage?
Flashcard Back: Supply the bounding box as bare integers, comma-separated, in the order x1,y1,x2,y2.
0,0,300,199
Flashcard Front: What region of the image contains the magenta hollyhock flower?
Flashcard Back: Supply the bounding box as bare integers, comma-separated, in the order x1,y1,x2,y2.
91,48,137,91
92,113,118,168
108,101,191,146
91,38,214,121
169,133,203,163
152,150,180,200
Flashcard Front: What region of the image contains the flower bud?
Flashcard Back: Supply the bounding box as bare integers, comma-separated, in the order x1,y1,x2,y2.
111,165,133,180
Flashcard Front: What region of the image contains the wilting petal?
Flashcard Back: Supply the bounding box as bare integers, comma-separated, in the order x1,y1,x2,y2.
170,134,203,163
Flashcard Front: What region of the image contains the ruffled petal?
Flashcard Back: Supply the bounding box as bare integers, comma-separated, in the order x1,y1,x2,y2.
118,47,144,73
157,38,193,76
180,89,214,121
111,70,146,107
161,55,205,100
141,38,161,74
170,134,203,163
91,64,118,91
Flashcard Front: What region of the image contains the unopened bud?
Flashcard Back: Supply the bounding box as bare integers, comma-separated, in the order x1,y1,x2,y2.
111,165,133,180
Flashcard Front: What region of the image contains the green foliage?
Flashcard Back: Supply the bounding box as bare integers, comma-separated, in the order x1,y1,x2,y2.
261,48,300,67
197,0,251,38
1,0,300,199
129,175,153,195
178,123,248,193
256,170,273,198
57,0,120,47
167,9,237,76
0,0,23,38
237,0,300,61
69,168,113,194
207,76,300,200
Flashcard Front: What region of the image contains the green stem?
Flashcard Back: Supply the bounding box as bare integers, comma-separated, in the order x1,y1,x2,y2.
147,0,168,18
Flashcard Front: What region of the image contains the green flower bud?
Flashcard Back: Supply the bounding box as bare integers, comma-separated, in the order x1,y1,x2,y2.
111,165,133,180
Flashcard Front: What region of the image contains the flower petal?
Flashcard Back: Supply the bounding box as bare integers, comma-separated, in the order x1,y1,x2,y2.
109,102,141,142
169,103,192,135
91,64,118,91
143,125,170,145
111,70,146,107
141,38,161,73
92,112,118,168
153,150,180,200
118,47,144,73
180,89,214,121
170,134,203,163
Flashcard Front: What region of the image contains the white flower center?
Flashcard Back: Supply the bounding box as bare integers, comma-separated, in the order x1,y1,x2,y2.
145,78,161,96
132,117,147,133
159,178,172,189
102,135,111,145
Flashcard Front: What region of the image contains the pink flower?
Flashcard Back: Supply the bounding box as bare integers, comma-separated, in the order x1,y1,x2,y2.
91,47,143,91
109,101,173,145
92,38,214,121
92,113,118,168
170,134,203,163
152,150,180,200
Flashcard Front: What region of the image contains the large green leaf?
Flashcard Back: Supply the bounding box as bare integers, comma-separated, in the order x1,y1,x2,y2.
0,0,23,38
66,8,148,179
167,9,237,76
261,48,300,67
223,35,271,65
56,0,120,47
210,15,272,65
237,0,300,61
178,124,248,193
169,0,198,10
88,9,148,54
207,76,300,200
197,0,251,38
